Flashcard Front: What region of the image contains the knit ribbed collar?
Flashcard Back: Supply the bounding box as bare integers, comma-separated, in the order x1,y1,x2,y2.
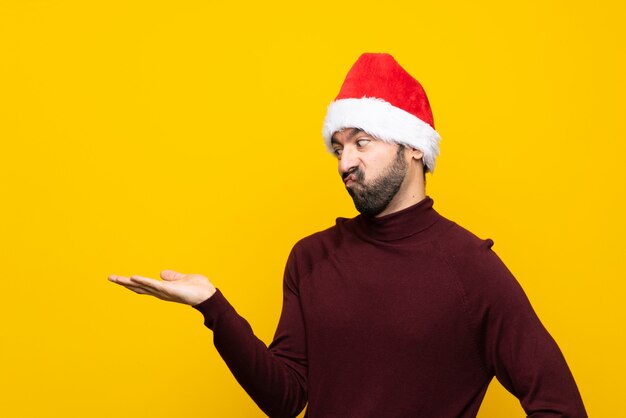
354,196,441,242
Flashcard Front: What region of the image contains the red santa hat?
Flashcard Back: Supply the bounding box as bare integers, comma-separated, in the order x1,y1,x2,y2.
322,53,441,173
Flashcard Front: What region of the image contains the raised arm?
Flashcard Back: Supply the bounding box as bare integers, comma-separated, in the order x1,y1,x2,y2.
109,255,308,418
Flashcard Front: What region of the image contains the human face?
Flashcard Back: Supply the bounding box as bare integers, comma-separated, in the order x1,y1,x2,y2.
331,128,408,217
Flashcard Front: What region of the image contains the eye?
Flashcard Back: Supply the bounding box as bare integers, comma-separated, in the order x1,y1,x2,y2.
333,147,343,157
356,139,371,148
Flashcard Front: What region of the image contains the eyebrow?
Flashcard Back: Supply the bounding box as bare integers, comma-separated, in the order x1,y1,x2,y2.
331,128,365,145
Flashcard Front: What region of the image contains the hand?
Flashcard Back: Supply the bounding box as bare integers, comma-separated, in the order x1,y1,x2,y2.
108,270,217,306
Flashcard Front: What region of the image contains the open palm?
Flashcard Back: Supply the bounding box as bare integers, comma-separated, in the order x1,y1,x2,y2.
108,269,216,306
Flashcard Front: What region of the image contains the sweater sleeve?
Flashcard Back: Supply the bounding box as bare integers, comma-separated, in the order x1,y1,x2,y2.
453,238,587,417
191,249,308,418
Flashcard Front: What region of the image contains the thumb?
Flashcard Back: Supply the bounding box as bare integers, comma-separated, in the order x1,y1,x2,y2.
160,269,186,281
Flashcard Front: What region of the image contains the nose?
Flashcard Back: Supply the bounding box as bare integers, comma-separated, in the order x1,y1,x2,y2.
338,145,359,176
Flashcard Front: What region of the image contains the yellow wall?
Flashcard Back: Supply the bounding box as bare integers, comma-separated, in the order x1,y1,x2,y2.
1,1,624,416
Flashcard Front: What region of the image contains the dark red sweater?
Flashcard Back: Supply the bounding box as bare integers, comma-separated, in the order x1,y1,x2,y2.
193,197,587,417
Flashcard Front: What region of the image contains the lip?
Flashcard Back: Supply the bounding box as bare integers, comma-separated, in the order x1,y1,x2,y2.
343,174,356,185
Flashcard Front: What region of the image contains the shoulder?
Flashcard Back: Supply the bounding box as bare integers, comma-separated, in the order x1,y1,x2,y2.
430,215,514,287
433,216,528,308
434,218,496,260
288,217,354,272
291,218,354,263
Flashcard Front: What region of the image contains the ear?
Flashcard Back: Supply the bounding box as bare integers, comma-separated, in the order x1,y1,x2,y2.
409,147,424,161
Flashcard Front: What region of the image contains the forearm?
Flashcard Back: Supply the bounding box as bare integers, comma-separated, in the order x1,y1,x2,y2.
193,289,307,418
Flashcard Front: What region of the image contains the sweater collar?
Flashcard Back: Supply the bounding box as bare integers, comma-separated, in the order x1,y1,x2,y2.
354,196,440,242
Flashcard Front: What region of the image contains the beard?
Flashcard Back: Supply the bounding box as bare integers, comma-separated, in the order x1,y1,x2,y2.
344,146,407,217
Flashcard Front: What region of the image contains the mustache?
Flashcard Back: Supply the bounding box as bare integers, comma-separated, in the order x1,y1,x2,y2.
341,167,364,182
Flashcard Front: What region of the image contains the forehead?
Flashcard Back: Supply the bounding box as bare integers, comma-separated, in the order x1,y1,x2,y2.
330,128,368,144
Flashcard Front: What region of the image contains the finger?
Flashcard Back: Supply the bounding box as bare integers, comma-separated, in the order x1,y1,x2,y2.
129,275,164,291
109,274,134,286
123,284,152,295
160,270,185,281
110,276,157,294
124,281,177,302
110,277,161,297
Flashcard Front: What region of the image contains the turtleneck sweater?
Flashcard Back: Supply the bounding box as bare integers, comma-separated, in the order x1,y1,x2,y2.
192,196,586,418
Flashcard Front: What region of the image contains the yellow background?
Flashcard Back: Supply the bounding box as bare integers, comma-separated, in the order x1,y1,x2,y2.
1,0,624,416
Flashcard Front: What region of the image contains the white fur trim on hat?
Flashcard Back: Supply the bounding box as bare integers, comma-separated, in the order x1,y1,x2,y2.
322,97,441,173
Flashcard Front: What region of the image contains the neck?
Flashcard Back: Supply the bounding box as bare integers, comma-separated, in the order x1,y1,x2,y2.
356,195,440,242
377,188,426,217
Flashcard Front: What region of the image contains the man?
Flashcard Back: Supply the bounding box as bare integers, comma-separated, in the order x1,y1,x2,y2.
109,53,587,417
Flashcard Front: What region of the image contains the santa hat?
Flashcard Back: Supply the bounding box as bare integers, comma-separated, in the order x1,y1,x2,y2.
322,53,441,173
